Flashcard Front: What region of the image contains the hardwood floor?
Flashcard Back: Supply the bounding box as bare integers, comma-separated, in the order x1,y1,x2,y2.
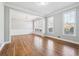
0,34,79,56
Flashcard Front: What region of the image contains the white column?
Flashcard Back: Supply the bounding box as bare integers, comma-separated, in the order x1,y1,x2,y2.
0,2,4,46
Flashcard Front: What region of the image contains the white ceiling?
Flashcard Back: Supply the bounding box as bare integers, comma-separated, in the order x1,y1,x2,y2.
10,9,41,21
6,2,77,16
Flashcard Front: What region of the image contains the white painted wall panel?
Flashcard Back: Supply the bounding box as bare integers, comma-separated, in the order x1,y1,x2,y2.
0,3,4,46
10,9,33,35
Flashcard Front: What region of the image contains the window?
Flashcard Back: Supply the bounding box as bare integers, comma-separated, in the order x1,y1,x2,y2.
47,17,54,33
63,9,76,36
34,18,45,34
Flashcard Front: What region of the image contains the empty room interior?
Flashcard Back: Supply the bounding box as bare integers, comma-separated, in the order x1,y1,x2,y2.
0,2,79,56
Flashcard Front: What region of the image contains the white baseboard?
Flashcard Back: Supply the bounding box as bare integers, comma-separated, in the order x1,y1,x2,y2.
0,41,11,51
45,35,79,45
10,30,33,36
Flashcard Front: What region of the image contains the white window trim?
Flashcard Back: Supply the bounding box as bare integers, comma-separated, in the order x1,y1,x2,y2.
34,18,45,34
47,16,54,33
63,9,76,36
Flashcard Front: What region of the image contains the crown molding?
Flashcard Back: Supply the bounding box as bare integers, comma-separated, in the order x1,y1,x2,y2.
4,3,43,17
4,2,79,18
45,2,79,17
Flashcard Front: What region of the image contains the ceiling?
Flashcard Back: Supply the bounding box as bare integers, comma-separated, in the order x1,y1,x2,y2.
6,2,77,17
10,9,41,21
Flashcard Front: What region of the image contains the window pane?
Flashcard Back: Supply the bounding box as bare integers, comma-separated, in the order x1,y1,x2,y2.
47,17,54,33
34,18,45,34
64,10,76,35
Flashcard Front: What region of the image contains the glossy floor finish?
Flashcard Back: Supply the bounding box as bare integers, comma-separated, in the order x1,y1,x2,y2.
0,34,79,56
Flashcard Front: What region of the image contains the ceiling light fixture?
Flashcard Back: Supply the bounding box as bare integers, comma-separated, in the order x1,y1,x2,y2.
39,2,48,5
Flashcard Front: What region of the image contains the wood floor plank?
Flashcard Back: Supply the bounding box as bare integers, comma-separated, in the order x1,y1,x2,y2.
0,34,79,56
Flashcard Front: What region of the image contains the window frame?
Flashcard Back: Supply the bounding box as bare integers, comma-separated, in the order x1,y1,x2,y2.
34,18,45,34
47,16,54,33
63,9,76,36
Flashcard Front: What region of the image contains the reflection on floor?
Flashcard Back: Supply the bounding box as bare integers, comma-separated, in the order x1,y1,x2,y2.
0,34,79,56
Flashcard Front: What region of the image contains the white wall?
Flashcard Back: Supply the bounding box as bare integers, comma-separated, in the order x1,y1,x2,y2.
45,6,79,43
0,3,4,46
4,6,10,42
10,21,33,35
10,9,33,35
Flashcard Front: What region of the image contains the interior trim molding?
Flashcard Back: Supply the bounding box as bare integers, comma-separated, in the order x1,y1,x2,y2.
34,33,79,45
0,41,11,51
46,2,79,17
45,35,79,45
4,3,42,17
